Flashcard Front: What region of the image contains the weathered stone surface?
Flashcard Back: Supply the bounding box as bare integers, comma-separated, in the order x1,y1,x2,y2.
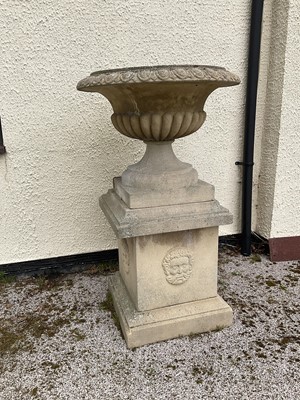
78,64,239,347
119,141,198,191
109,272,233,348
77,65,240,142
113,177,214,208
78,65,240,88
99,189,232,238
118,227,219,311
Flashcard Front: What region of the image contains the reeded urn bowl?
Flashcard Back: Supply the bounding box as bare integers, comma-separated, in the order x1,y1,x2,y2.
77,65,240,190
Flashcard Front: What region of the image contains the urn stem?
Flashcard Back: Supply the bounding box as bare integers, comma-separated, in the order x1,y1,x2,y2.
121,141,198,190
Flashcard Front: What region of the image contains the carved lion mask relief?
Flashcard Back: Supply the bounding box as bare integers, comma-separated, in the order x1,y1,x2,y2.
162,247,193,285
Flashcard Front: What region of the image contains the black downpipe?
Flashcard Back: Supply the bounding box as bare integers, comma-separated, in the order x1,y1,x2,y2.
236,0,264,255
0,117,6,154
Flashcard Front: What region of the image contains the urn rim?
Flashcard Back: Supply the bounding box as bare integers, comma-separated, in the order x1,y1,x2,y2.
90,64,225,76
77,64,240,90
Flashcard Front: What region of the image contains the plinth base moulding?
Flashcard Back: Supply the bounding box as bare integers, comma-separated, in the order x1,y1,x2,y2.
110,273,232,348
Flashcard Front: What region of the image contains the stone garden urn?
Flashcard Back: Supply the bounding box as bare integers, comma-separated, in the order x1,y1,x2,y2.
77,65,240,348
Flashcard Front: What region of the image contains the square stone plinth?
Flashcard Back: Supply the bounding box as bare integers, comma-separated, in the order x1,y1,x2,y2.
100,186,234,348
118,227,219,311
109,273,233,348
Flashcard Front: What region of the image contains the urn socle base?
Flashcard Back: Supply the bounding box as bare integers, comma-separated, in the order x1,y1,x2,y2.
113,177,215,208
109,272,233,349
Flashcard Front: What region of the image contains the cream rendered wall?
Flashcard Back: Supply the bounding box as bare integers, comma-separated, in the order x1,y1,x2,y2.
256,0,300,239
255,1,289,237
251,0,273,231
0,1,248,264
268,0,300,238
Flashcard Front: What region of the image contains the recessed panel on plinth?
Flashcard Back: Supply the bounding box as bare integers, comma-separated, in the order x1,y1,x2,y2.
118,227,218,311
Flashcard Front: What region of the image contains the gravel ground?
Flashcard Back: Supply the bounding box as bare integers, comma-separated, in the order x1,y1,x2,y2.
0,251,299,400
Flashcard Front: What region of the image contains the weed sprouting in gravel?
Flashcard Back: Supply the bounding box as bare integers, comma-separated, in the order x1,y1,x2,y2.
250,253,262,263
0,271,16,285
99,291,122,335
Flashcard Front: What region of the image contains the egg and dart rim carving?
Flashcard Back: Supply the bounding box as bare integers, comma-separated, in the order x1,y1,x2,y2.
77,65,240,89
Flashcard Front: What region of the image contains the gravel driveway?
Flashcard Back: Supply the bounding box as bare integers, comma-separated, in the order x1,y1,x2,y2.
0,251,299,400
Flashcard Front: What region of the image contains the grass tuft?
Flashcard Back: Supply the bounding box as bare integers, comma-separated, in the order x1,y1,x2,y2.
0,271,16,285
86,261,118,276
99,292,122,335
250,254,262,263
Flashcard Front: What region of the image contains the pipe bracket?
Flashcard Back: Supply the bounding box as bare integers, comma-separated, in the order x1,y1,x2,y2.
235,161,254,167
